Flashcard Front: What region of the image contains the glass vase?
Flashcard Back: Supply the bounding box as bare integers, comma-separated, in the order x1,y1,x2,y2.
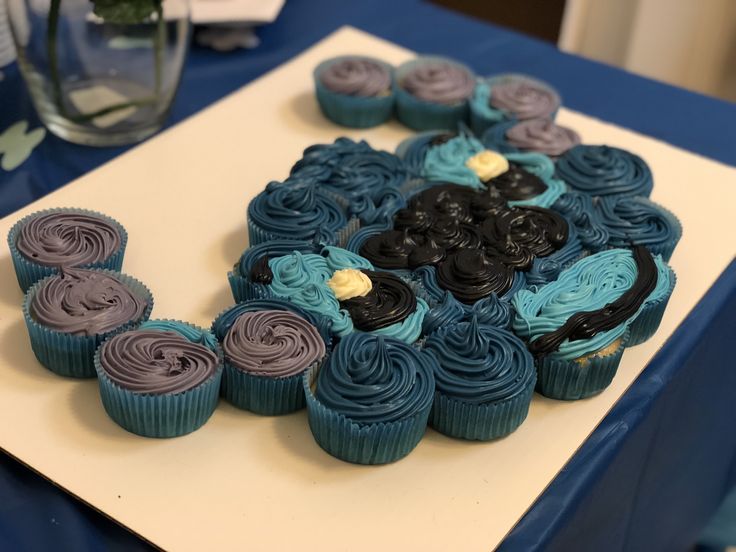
7,0,190,146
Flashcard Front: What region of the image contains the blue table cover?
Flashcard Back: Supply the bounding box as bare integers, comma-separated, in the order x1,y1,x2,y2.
1,1,735,550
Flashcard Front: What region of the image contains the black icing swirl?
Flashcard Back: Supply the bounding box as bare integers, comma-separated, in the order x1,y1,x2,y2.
436,249,515,304
359,230,416,269
339,270,417,331
486,163,547,201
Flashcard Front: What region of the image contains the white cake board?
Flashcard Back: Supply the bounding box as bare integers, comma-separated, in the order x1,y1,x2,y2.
0,27,734,552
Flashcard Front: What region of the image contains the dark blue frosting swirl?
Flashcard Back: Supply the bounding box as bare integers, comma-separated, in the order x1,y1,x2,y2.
470,294,512,329
424,316,535,404
315,333,435,423
555,145,653,198
551,192,609,251
422,290,465,335
347,187,406,225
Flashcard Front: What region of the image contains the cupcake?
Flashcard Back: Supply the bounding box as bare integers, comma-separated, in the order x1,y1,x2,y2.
394,56,475,131
424,316,535,440
470,74,561,136
216,305,326,415
23,268,152,378
95,319,222,438
555,145,653,199
247,177,351,246
512,247,675,399
304,333,435,464
482,118,580,157
314,56,394,128
597,195,682,261
8,207,127,292
420,290,512,339
551,192,610,253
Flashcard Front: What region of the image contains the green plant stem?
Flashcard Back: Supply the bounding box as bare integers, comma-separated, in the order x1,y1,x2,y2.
47,0,66,116
154,0,164,96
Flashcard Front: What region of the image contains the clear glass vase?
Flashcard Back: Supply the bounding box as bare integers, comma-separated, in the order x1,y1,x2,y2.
7,0,190,146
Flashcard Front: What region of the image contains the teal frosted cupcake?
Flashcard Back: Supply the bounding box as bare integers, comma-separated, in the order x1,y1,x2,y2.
23,267,152,378
304,333,435,464
424,316,535,440
314,56,394,128
213,303,327,415
394,56,475,131
8,207,127,292
95,320,222,438
512,247,675,399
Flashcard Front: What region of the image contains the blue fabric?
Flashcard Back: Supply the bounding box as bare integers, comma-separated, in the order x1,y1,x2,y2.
1,0,735,549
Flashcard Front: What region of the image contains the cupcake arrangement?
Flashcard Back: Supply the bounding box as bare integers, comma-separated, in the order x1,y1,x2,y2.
6,51,681,466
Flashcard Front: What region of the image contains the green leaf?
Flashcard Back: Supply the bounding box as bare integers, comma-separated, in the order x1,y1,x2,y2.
91,0,159,24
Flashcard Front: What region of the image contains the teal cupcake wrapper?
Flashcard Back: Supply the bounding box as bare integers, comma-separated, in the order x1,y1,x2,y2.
535,329,630,400
94,320,223,438
8,207,128,292
228,270,274,303
429,377,535,441
314,56,395,128
337,216,361,248
23,269,153,378
628,266,676,346
303,364,432,465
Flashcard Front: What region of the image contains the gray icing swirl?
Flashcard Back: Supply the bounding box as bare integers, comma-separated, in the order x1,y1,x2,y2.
16,211,121,267
490,78,560,120
401,60,474,105
99,330,218,394
31,268,148,335
505,118,580,157
223,310,325,378
320,58,391,97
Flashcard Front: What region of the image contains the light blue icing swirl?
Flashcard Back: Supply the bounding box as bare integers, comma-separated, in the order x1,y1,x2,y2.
395,132,438,178
469,81,507,125
501,152,566,208
315,333,435,423
422,291,465,336
555,145,653,198
551,192,609,251
596,196,682,254
368,297,428,344
424,316,535,404
422,134,486,189
512,248,673,359
138,320,218,351
236,240,321,282
321,246,374,272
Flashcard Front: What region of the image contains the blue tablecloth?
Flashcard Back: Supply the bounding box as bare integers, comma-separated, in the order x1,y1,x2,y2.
1,1,735,550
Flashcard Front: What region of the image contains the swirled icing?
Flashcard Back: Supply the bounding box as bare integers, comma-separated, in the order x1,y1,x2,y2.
315,333,435,423
425,316,535,403
423,134,486,189
248,179,347,241
555,145,653,198
400,60,474,105
422,290,465,335
16,211,122,267
471,294,512,329
328,269,373,301
321,245,374,272
139,320,217,351
31,268,147,335
99,329,218,394
437,249,516,304
466,150,509,181
505,118,580,157
551,192,609,251
596,196,681,253
489,77,560,120
319,58,391,97
223,310,325,377
338,270,417,331
512,248,673,359
347,188,406,225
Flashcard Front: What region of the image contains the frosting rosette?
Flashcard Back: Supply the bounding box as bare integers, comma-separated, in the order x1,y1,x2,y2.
247,178,347,245
305,333,435,464
555,145,653,198
483,118,580,157
8,207,127,292
94,320,222,437
551,192,609,252
319,57,391,96
424,316,535,440
597,195,682,261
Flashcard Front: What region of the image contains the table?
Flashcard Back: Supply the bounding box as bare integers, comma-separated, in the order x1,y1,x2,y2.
1,1,735,550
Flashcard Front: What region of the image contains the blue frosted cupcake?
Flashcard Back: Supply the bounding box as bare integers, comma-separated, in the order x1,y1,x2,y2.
421,290,513,337
304,333,435,464
247,177,351,246
556,145,653,199
213,302,327,415
23,268,153,378
551,192,610,253
8,207,127,292
512,247,675,399
597,195,682,262
424,316,535,440
314,56,394,128
482,118,580,158
394,56,475,131
470,74,560,136
95,320,222,438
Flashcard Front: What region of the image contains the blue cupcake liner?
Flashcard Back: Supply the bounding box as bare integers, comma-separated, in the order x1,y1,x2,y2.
303,364,432,464
228,269,274,303
8,207,128,293
628,266,677,346
535,329,630,400
314,56,395,128
23,269,153,378
429,376,535,441
394,57,474,131
94,320,223,438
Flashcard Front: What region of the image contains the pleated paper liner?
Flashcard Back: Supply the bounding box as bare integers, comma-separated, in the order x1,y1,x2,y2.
8,207,128,292
23,269,153,378
628,265,677,346
94,320,223,438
